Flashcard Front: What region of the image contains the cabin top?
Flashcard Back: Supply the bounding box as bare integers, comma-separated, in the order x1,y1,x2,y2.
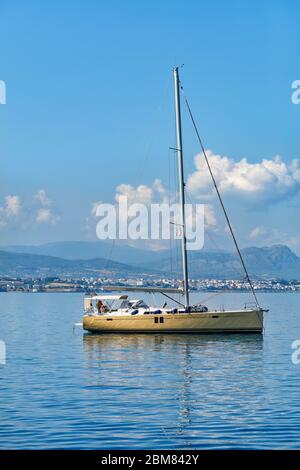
86,294,128,301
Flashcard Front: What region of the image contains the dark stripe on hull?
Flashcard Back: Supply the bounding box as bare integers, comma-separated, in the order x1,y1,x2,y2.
85,328,263,334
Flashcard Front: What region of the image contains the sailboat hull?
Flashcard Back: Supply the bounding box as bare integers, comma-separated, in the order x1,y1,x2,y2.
83,309,263,334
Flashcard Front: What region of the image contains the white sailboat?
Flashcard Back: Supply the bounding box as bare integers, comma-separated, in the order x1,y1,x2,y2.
83,67,266,334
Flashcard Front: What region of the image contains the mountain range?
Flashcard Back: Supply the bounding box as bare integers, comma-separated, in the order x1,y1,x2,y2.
150,245,300,280
0,241,299,280
0,250,141,278
3,241,160,264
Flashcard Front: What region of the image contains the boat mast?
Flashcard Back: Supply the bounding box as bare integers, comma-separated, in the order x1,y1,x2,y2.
173,67,189,310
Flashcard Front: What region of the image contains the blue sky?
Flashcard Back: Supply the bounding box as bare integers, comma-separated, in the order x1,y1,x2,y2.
0,0,299,252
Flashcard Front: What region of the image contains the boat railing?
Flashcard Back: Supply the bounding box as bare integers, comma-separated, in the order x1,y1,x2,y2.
244,302,257,309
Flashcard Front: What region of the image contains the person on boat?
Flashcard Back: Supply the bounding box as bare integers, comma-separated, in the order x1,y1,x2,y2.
96,300,106,313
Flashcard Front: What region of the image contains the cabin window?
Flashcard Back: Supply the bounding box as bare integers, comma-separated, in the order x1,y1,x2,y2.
212,315,219,318
154,317,159,324
106,318,113,321
159,317,164,323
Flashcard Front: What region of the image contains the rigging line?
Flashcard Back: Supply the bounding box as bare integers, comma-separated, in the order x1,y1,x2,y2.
161,291,184,307
182,91,260,309
197,290,233,305
104,238,116,272
136,75,172,182
105,78,172,266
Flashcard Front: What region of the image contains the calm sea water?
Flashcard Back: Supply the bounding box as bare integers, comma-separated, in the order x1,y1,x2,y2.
0,292,300,449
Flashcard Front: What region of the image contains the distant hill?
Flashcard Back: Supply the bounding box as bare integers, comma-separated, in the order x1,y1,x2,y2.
2,241,163,265
241,245,300,280
0,243,299,280
146,245,300,280
0,250,143,278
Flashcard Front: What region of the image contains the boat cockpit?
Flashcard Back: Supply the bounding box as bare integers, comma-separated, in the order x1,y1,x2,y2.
84,294,209,317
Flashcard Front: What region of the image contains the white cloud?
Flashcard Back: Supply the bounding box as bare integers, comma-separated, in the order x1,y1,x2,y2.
91,201,102,217
115,183,153,205
250,226,267,239
34,189,51,207
4,195,21,217
89,179,216,250
187,150,300,206
115,179,169,206
88,149,300,251
36,208,60,225
0,195,21,227
0,190,60,230
204,204,217,229
34,189,60,225
113,180,170,237
248,225,300,253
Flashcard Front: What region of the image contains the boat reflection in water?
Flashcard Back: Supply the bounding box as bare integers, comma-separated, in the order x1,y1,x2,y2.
82,333,263,448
